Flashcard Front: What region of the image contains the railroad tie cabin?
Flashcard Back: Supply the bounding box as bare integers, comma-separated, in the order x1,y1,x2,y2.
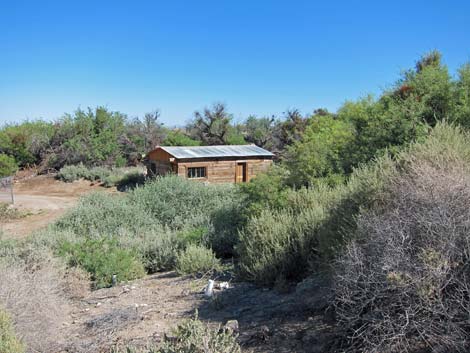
145,145,273,183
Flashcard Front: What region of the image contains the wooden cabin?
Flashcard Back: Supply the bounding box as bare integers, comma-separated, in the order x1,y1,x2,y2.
145,145,273,183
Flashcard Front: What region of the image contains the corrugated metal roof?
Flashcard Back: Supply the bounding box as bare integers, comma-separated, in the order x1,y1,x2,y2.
157,145,274,159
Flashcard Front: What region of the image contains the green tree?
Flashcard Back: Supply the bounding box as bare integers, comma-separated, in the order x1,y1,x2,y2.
188,103,246,145
0,154,17,177
163,130,201,146
286,113,354,186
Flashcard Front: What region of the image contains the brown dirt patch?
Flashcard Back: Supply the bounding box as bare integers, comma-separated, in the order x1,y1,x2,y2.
1,175,113,239
59,273,333,353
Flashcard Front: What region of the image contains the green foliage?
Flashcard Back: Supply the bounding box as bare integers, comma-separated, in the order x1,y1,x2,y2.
239,165,290,215
157,313,240,353
58,237,145,289
175,244,221,276
0,308,24,353
54,192,156,237
0,154,17,178
56,164,91,182
187,103,246,145
130,175,238,231
57,164,145,189
163,130,201,146
237,156,395,285
287,113,354,186
50,175,239,277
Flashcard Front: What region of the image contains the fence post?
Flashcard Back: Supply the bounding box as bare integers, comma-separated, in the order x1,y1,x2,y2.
0,176,14,204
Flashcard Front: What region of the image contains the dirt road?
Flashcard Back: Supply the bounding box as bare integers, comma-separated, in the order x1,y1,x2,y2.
1,175,107,238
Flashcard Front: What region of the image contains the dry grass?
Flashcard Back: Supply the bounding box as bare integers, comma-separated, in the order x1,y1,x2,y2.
0,253,73,352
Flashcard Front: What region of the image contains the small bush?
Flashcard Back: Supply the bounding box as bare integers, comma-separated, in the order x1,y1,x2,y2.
88,166,112,181
0,308,24,353
56,163,90,182
158,313,240,353
0,203,23,221
58,238,146,288
175,245,221,276
122,230,182,273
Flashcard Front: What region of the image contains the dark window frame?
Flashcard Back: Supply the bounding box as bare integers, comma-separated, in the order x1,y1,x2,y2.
187,166,207,179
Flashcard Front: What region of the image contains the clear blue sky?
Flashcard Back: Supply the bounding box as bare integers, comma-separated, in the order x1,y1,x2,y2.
1,0,469,126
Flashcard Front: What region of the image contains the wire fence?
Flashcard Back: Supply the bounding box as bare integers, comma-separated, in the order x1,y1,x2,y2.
0,176,14,204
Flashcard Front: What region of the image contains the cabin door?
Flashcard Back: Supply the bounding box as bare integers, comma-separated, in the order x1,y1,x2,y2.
236,162,247,183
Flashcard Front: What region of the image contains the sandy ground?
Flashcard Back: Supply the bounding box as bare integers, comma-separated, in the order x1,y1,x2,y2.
61,272,333,353
1,175,108,238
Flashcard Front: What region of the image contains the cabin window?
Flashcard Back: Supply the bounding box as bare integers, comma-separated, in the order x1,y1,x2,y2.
187,167,206,179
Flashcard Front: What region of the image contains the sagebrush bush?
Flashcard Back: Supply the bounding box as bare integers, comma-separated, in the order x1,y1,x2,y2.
54,192,156,237
88,166,112,181
175,245,221,276
0,203,23,221
56,163,90,182
237,156,394,285
333,124,470,352
130,175,238,230
158,313,240,353
58,238,146,288
0,308,24,353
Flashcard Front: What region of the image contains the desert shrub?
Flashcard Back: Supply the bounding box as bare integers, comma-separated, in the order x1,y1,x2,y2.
130,175,238,231
0,308,24,353
114,170,146,190
0,153,17,178
54,192,156,236
238,165,290,216
0,251,71,352
158,313,240,353
56,163,90,182
120,229,182,273
175,245,221,276
58,237,146,288
0,203,23,221
333,124,470,352
88,166,112,181
237,157,394,286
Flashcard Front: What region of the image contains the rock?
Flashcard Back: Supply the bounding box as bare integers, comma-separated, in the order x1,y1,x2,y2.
224,320,239,335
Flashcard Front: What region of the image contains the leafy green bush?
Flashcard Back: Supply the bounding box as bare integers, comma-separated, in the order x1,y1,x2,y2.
237,156,395,285
58,238,145,288
0,154,17,178
130,175,239,231
0,308,24,353
175,245,221,276
56,163,91,182
158,313,240,353
54,192,156,236
124,230,182,273
88,166,112,181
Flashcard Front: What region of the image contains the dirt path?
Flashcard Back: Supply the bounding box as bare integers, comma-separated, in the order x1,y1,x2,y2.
1,175,110,238
62,273,333,353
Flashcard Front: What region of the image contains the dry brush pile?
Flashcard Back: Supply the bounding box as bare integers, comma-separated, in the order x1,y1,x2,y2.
333,124,470,352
